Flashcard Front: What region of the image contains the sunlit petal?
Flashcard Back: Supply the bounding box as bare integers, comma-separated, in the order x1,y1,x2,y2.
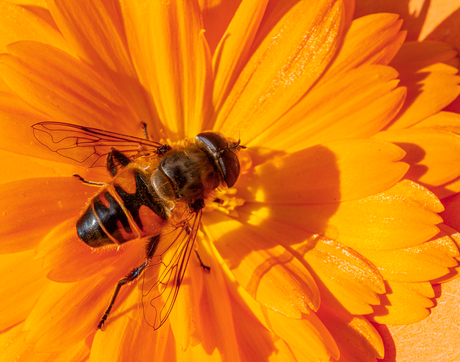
370,281,435,324
216,0,342,140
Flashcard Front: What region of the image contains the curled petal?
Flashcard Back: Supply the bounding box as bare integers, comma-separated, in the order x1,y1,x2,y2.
204,212,320,318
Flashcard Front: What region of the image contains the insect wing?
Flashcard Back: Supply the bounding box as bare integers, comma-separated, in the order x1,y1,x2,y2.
32,122,166,168
141,210,202,330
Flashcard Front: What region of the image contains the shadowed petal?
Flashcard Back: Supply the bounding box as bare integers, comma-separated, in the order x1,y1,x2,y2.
238,138,408,203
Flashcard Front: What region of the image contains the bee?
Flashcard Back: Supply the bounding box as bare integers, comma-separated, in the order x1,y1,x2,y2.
32,122,243,330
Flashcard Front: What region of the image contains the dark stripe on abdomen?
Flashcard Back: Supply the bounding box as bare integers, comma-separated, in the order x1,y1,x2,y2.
93,191,132,244
77,205,112,247
114,169,168,231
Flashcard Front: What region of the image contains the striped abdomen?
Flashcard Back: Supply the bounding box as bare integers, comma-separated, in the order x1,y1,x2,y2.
77,167,168,248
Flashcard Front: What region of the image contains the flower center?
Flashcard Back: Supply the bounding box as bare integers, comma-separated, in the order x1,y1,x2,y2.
205,188,245,216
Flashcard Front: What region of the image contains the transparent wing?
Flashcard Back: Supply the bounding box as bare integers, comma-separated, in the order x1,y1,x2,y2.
141,209,202,330
32,122,168,168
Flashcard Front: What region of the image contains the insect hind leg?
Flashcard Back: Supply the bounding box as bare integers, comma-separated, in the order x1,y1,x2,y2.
97,260,149,330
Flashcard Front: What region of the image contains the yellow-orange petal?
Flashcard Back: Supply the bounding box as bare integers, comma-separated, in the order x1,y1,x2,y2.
432,225,460,283
0,323,90,361
358,229,459,283
246,180,443,251
90,290,174,362
249,65,406,151
0,41,141,133
0,325,33,361
46,0,154,129
412,110,460,134
182,240,241,361
204,212,320,318
317,306,385,361
303,238,385,315
321,13,405,81
0,177,92,253
370,281,435,324
211,0,269,112
169,253,205,350
119,0,211,139
0,251,48,330
387,41,460,130
216,0,342,140
391,41,459,69
411,111,460,196
230,210,385,315
265,308,339,361
24,242,142,351
35,219,141,283
380,277,460,362
199,0,241,54
0,1,71,54
227,275,339,361
375,128,460,188
0,149,82,184
226,290,295,360
7,0,47,6
238,138,408,203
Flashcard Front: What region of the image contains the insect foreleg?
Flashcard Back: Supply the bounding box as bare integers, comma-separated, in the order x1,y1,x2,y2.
107,147,132,177
97,260,149,330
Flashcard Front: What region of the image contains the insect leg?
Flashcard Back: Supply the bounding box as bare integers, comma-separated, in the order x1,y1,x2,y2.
73,174,105,186
106,147,132,177
141,122,150,140
97,235,161,330
97,261,149,330
195,250,211,273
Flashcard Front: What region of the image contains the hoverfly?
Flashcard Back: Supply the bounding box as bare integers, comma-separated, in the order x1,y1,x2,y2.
32,122,243,330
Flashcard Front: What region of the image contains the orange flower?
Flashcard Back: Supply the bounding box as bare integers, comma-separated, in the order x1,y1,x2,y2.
356,1,460,360
0,0,459,361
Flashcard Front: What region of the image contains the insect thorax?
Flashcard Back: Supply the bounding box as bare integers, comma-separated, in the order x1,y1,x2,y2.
151,143,222,203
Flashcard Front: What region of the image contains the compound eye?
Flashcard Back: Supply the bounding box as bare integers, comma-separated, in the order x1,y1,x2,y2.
218,149,240,188
196,132,241,188
196,131,228,153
